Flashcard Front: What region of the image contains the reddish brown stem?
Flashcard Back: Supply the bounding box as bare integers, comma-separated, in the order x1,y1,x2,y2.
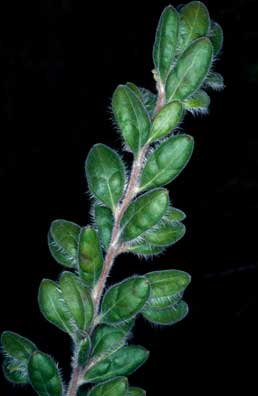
66,83,165,396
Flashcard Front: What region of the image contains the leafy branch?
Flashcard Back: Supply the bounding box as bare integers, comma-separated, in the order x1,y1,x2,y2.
1,2,224,396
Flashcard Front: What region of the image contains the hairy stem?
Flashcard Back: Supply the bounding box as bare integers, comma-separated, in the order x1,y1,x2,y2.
65,146,148,396
66,83,164,396
153,80,166,116
66,366,82,396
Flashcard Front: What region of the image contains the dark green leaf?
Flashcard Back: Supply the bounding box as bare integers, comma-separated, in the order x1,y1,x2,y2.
210,21,223,55
205,72,224,91
1,331,37,361
166,38,213,102
153,5,179,82
112,85,150,155
184,89,210,113
91,325,129,358
178,1,210,52
88,377,128,396
2,358,29,384
165,207,186,222
79,226,103,288
144,222,186,246
127,242,164,256
48,220,81,268
28,352,63,396
86,144,125,211
143,300,189,325
121,189,169,241
140,88,157,116
101,277,150,324
126,82,142,98
84,345,149,383
146,270,191,309
38,279,75,336
77,336,91,367
139,135,194,192
94,205,114,251
128,387,146,396
148,101,183,143
59,272,94,331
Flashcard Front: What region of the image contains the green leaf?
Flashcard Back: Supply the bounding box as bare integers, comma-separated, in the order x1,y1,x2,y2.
84,345,149,383
178,1,210,52
1,331,37,361
28,352,63,396
127,242,164,256
140,88,157,116
165,207,186,222
94,205,114,251
38,279,75,336
48,220,81,268
146,270,191,309
128,387,146,396
144,222,186,247
112,85,150,155
139,135,194,192
88,377,128,396
147,101,183,143
121,189,169,241
77,336,91,367
2,358,29,384
166,38,213,102
143,300,189,325
112,319,135,334
101,277,150,324
153,5,179,83
59,272,94,331
126,84,157,117
210,21,223,56
79,226,103,288
205,72,224,91
126,82,142,98
91,325,128,358
184,89,210,113
86,144,125,211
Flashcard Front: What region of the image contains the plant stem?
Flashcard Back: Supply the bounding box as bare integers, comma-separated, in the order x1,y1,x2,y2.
92,144,149,316
66,82,164,396
153,80,166,116
65,145,148,396
66,366,82,396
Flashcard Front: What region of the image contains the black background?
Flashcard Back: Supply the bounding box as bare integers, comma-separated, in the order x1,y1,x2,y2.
0,0,257,395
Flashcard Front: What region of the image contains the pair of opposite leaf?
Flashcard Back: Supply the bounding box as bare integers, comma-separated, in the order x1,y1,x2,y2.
1,2,224,396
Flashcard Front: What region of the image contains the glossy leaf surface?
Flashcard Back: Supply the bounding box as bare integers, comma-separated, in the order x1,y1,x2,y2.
79,226,103,288
166,38,213,102
101,277,150,324
178,1,210,52
144,222,186,246
28,352,63,396
84,346,149,383
48,220,80,268
121,189,169,241
153,5,179,82
94,205,114,251
143,301,189,325
112,86,150,155
86,144,125,211
148,101,183,143
88,377,128,396
140,135,194,191
146,270,191,308
38,279,75,335
59,272,93,331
